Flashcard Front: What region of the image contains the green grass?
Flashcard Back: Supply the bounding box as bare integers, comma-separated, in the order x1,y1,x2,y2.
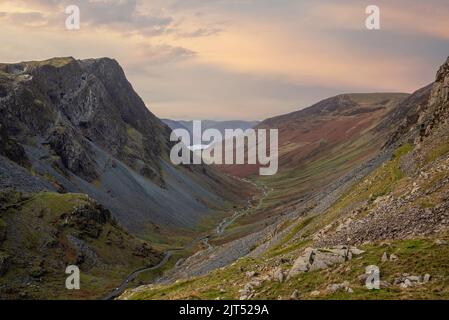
257,132,379,212
122,234,449,300
26,57,75,68
0,191,163,299
123,257,262,300
263,236,449,300
425,139,449,164
266,216,315,257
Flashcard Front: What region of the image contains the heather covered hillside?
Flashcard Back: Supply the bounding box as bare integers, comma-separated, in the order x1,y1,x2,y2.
121,57,449,301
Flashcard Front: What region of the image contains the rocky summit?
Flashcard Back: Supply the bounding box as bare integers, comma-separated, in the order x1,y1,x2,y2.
0,57,247,233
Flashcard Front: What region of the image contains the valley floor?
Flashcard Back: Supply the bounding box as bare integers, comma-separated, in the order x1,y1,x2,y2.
119,125,449,300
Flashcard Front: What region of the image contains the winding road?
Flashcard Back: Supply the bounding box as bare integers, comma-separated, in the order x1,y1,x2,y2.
102,179,269,300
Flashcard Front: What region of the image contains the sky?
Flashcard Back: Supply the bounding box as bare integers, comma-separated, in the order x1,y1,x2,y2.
0,0,448,120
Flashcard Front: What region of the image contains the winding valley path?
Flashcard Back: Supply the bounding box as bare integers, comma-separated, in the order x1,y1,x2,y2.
103,179,270,300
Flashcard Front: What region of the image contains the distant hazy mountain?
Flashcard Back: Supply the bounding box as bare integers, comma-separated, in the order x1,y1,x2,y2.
162,119,260,145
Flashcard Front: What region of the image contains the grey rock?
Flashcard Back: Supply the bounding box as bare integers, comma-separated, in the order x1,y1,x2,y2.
288,246,361,279
406,275,421,282
274,268,285,283
389,254,399,261
310,290,321,297
290,289,300,300
327,281,350,293
350,247,365,255
400,279,413,288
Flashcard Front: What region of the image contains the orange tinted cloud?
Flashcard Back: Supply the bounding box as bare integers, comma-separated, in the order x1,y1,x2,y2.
0,0,448,120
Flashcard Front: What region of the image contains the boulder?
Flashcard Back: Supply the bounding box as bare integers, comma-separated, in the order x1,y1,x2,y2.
400,279,413,288
350,247,365,255
249,280,262,288
395,273,430,288
407,275,421,282
389,254,399,261
288,246,361,279
273,268,285,283
310,290,321,297
290,289,300,300
327,281,350,293
238,283,254,300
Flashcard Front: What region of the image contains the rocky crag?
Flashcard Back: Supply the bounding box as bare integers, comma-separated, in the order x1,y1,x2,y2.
0,57,248,233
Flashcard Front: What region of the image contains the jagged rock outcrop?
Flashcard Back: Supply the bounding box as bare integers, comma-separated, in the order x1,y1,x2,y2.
0,57,248,233
381,84,433,148
0,57,166,183
0,190,163,299
287,246,364,279
0,124,30,168
317,57,449,246
61,200,112,239
417,57,449,142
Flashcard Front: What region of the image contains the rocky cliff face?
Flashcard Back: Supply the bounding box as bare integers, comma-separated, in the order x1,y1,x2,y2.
0,57,248,234
417,57,449,142
0,57,167,184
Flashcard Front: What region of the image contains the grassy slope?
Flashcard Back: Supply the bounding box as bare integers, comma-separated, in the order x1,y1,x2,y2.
122,136,449,300
0,191,161,299
209,94,405,245
123,235,449,300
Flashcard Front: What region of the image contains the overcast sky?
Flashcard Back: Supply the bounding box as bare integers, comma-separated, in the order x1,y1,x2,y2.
1,0,448,120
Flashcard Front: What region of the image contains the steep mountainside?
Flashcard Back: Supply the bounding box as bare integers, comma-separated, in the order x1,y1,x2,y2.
0,57,249,235
213,93,409,242
122,57,449,301
0,57,254,299
0,190,162,299
221,93,408,177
